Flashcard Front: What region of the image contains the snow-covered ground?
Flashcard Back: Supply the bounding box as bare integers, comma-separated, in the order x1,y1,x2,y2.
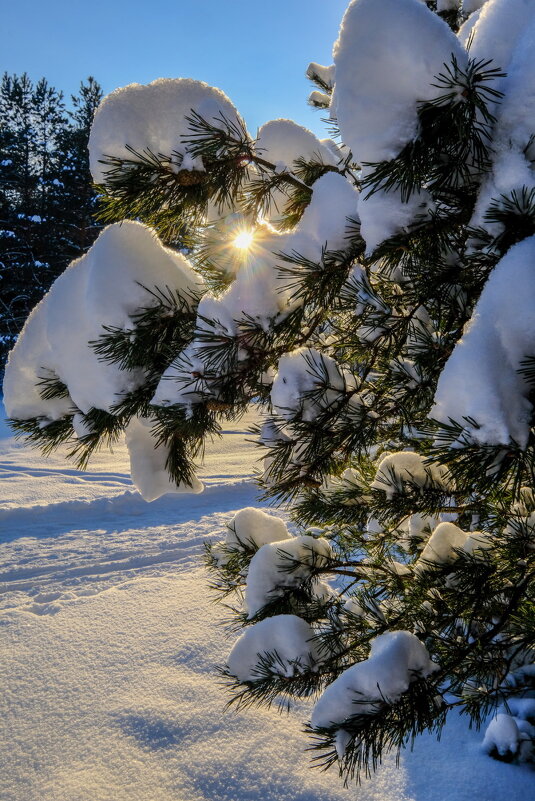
1,406,533,801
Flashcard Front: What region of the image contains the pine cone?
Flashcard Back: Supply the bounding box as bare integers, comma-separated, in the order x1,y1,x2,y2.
175,169,207,186
206,400,232,412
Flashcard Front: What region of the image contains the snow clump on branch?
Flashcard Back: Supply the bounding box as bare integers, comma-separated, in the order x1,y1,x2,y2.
331,0,466,252
3,221,202,419
433,236,535,448
227,615,321,683
311,631,438,730
244,535,333,618
89,77,246,185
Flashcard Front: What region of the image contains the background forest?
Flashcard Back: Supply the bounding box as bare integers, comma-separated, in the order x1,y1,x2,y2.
0,73,102,370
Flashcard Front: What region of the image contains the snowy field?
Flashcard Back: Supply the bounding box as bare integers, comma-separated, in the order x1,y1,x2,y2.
1,405,533,801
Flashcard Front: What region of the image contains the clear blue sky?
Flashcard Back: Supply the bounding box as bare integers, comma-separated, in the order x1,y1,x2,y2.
1,0,348,136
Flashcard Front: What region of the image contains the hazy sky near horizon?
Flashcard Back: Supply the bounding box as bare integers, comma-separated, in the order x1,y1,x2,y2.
1,0,348,136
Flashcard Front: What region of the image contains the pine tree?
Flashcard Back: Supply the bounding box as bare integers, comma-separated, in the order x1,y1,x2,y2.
57,77,103,256
0,74,102,372
0,72,46,363
3,0,535,781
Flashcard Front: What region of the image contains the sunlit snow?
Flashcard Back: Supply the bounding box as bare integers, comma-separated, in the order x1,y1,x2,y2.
1,404,534,800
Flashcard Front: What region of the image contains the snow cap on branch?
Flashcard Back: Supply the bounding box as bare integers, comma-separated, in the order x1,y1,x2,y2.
331,0,465,251
306,62,335,91
3,221,202,420
414,521,469,573
371,451,451,499
245,535,333,618
255,119,340,224
126,415,203,502
482,713,521,759
311,630,437,729
227,614,320,682
271,348,355,422
432,235,535,448
224,507,291,550
256,120,339,172
470,3,535,235
332,0,466,166
89,77,246,184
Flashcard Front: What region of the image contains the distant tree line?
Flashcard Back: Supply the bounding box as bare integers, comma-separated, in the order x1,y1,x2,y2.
0,73,103,373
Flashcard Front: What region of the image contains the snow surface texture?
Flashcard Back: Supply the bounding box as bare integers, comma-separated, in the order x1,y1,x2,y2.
463,0,488,13
331,0,465,252
433,235,535,448
468,0,534,91
2,408,535,800
458,8,484,48
3,221,204,501
89,78,245,185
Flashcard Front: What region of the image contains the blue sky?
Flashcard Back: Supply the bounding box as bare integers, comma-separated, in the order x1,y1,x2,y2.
2,0,348,136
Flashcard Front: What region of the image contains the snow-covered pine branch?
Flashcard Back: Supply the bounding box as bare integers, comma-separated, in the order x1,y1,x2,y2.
4,0,535,783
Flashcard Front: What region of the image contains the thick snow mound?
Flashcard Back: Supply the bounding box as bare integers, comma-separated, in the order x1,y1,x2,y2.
332,0,465,166
227,615,320,682
225,507,291,549
371,451,451,499
245,535,333,618
89,78,246,184
3,221,202,421
125,416,203,502
255,119,340,224
332,0,464,252
311,631,437,729
432,235,535,448
470,6,535,236
469,0,535,86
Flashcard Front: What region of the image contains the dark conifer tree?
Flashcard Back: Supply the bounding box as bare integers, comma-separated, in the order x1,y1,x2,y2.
0,74,102,371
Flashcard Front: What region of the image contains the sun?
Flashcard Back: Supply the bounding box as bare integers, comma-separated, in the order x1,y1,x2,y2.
233,230,254,250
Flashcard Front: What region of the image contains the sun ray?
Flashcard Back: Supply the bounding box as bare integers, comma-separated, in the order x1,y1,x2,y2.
233,230,254,250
